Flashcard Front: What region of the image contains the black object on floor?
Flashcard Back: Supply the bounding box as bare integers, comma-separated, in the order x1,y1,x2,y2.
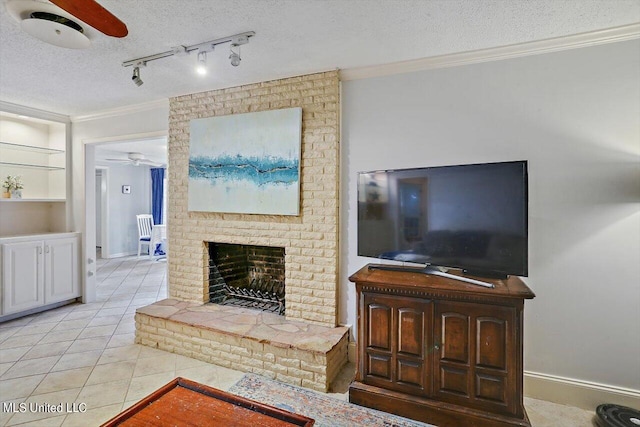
596,404,640,427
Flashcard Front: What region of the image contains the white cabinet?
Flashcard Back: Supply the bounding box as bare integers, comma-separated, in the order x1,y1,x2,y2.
45,237,79,304
2,240,43,314
1,233,80,316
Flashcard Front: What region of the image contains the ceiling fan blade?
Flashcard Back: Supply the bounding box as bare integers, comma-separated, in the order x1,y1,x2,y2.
48,0,128,37
139,159,162,167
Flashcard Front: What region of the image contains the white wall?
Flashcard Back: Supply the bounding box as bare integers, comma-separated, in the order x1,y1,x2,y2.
71,102,169,232
0,116,49,145
341,38,640,397
99,164,151,257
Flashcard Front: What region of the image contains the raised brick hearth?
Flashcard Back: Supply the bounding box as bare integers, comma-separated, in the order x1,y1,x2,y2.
135,299,348,392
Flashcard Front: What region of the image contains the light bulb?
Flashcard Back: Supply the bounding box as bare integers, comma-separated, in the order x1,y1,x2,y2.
196,51,207,75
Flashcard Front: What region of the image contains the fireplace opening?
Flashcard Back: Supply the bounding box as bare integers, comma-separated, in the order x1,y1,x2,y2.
208,242,285,315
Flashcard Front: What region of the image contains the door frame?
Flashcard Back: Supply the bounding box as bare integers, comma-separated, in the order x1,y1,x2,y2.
83,131,167,302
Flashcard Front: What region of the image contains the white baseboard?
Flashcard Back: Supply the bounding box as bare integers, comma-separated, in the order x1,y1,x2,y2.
524,371,640,411
106,251,137,259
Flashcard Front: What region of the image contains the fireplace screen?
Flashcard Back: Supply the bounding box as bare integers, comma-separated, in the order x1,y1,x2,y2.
208,243,285,315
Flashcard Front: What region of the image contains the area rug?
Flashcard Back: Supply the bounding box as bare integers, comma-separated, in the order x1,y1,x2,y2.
229,373,434,427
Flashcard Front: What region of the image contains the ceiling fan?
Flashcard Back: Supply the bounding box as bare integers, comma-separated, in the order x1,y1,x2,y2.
105,152,162,167
6,0,127,49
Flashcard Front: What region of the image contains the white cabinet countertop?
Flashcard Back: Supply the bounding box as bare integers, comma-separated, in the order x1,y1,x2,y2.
0,231,80,243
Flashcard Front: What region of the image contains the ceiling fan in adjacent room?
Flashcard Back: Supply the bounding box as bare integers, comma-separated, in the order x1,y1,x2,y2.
6,0,127,49
105,152,162,167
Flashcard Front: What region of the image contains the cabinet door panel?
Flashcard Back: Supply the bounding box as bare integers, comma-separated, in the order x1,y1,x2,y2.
476,317,506,369
368,304,392,350
440,366,469,396
2,241,44,314
45,237,79,304
397,358,424,388
476,372,507,403
367,353,392,380
440,313,469,363
398,308,423,357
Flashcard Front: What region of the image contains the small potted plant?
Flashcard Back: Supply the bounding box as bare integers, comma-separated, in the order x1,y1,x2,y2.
2,175,24,199
11,175,24,198
2,176,12,198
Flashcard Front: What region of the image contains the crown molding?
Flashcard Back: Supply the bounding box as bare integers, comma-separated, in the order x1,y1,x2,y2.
71,98,170,123
0,100,71,123
340,23,640,81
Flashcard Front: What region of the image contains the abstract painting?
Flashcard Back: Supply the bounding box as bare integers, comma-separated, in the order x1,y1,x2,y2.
188,107,302,215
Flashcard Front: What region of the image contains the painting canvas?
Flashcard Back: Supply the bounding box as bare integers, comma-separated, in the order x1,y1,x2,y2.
188,107,302,215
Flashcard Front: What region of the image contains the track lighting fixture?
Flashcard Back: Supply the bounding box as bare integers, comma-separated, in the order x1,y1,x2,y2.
196,51,208,75
131,66,143,86
122,31,254,84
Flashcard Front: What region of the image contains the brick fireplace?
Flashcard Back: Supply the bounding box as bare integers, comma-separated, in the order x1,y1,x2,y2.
135,71,347,392
164,70,340,327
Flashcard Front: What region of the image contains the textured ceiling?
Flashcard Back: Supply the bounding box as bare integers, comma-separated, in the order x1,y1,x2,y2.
0,0,639,117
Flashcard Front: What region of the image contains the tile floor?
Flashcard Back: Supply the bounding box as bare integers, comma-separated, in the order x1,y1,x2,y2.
0,255,597,426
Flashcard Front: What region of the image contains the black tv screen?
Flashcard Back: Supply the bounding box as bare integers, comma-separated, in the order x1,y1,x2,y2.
357,160,528,277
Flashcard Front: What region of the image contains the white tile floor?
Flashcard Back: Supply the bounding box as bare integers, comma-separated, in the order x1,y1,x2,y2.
0,255,245,426
0,255,597,426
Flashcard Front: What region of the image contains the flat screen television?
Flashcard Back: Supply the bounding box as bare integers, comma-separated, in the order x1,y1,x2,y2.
357,160,528,279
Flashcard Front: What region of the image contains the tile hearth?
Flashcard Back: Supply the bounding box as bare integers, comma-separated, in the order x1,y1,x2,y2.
135,299,349,392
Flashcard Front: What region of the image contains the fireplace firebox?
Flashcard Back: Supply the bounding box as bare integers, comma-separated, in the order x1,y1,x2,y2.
208,242,285,314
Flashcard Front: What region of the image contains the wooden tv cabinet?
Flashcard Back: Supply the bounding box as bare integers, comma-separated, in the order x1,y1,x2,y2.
349,264,535,427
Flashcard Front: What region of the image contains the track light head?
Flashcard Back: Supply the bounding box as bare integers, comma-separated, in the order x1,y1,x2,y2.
229,51,241,67
196,51,207,75
132,66,143,86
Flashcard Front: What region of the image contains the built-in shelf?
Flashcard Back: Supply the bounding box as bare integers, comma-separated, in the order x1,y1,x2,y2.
0,111,69,236
0,161,65,171
0,198,65,202
0,141,64,154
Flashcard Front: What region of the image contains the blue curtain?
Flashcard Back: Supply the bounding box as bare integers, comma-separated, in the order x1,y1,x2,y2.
151,168,165,225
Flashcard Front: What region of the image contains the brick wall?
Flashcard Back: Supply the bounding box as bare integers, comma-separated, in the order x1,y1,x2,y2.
167,71,340,326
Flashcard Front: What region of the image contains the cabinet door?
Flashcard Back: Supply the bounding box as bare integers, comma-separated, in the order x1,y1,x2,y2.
2,241,44,314
362,292,432,396
434,301,518,416
45,237,80,304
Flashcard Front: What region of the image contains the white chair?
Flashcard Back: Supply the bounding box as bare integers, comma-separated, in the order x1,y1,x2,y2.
136,214,154,257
